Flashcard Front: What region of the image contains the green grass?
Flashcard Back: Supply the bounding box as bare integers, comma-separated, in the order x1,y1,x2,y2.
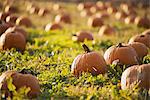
0,0,150,99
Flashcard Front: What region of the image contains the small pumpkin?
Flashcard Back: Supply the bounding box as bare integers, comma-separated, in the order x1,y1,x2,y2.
29,6,39,14
96,1,106,10
71,44,107,76
72,31,94,42
77,2,94,11
121,64,150,90
95,12,109,19
115,11,128,20
124,15,136,24
80,10,93,17
128,42,148,59
16,16,32,27
87,16,103,27
129,34,150,48
53,4,62,11
55,13,71,24
38,8,49,16
6,15,18,24
0,70,40,98
45,23,62,31
104,43,139,65
0,30,26,52
107,7,117,14
5,26,27,39
4,5,18,14
134,16,150,28
0,12,10,21
98,25,116,36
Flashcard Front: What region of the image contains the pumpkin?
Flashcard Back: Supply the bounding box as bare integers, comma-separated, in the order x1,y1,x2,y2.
134,16,150,28
6,15,18,24
4,5,18,14
53,4,62,11
124,15,136,24
77,2,94,11
0,70,40,98
115,11,128,20
104,43,139,65
96,1,106,10
107,7,117,14
87,16,103,27
5,26,27,39
0,12,10,21
142,29,150,36
55,13,71,24
29,6,39,14
26,3,35,11
0,21,14,36
72,31,94,42
98,25,116,36
95,12,109,19
129,34,150,48
16,16,32,27
128,42,148,59
71,44,107,76
0,30,26,52
45,23,62,31
121,64,150,90
38,8,49,16
80,10,93,17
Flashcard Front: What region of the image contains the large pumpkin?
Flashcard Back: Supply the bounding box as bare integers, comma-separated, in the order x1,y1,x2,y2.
104,43,139,65
72,31,94,42
142,29,150,36
121,64,150,90
5,26,27,40
129,34,150,48
128,42,148,59
0,70,40,98
71,44,107,76
0,30,26,52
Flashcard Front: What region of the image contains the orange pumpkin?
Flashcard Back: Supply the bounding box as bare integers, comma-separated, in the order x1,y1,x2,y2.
115,11,128,20
121,64,150,90
45,23,62,31
29,6,39,14
80,10,93,17
16,16,32,27
72,31,94,42
128,42,148,59
0,21,14,35
6,15,18,24
5,26,27,39
88,16,104,27
129,34,150,48
104,43,139,65
55,13,71,24
38,8,49,16
124,15,136,24
0,12,10,21
134,16,150,28
0,30,26,52
71,44,107,76
96,1,106,10
98,25,116,36
142,29,150,36
77,2,94,11
0,70,40,98
4,5,18,14
53,4,62,11
107,7,117,14
95,12,109,19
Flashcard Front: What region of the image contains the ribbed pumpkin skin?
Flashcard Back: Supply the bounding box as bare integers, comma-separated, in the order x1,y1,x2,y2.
0,70,40,98
129,34,150,48
104,44,139,65
121,64,150,90
128,42,148,59
71,51,107,76
0,31,26,52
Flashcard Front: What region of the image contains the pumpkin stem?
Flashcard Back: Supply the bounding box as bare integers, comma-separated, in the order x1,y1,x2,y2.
82,44,91,53
117,43,123,47
72,34,77,36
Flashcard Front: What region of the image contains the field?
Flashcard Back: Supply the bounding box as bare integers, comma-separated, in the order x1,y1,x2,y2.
0,0,150,99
